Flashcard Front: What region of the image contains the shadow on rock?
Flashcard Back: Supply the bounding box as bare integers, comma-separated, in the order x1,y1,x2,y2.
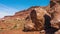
44,14,58,34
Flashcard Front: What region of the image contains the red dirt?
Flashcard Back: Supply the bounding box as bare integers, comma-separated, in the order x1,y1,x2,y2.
0,29,40,34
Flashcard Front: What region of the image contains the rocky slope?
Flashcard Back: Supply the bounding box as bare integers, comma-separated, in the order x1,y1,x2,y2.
0,0,60,34
0,6,49,34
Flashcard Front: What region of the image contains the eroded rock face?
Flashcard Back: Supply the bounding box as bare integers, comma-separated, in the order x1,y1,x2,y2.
50,0,60,29
24,7,51,31
1,0,60,34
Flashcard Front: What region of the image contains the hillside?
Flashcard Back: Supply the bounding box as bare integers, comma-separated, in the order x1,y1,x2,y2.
0,0,60,34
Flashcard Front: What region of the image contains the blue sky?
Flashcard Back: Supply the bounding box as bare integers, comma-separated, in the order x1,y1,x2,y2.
0,0,50,18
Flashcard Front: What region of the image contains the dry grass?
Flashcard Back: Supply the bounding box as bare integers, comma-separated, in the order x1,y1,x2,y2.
0,18,26,31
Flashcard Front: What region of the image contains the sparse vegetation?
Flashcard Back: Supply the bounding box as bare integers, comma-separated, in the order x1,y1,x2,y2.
0,18,26,30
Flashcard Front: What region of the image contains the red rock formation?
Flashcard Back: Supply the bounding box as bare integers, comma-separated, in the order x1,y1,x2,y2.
50,0,60,29
22,6,51,31
0,6,51,34
0,0,60,34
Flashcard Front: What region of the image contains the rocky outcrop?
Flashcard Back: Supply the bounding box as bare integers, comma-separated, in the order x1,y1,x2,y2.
0,6,51,34
23,7,51,31
50,0,60,29
0,0,60,34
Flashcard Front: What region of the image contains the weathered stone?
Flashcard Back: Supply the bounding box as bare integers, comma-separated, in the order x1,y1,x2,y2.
23,7,51,31
50,0,60,29
54,30,60,34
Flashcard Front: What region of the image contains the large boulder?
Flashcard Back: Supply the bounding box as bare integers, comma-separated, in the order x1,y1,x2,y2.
24,7,51,31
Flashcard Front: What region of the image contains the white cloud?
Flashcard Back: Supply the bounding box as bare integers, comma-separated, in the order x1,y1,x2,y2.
0,12,9,18
0,3,19,18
